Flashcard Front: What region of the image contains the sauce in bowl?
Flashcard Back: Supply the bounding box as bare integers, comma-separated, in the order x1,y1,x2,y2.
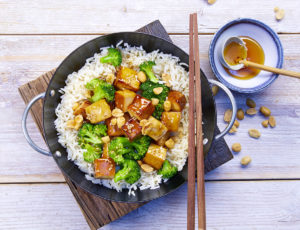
223,36,265,80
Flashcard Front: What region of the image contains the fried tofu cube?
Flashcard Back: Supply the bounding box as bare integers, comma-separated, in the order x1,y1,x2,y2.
114,66,140,92
94,158,115,179
142,116,168,141
128,95,155,120
115,90,136,112
121,117,142,141
102,143,109,158
143,144,167,170
161,112,181,132
156,131,171,146
168,91,187,112
73,100,92,119
85,99,112,123
106,113,130,136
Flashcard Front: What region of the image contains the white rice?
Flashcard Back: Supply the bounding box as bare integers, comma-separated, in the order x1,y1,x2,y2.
55,43,189,195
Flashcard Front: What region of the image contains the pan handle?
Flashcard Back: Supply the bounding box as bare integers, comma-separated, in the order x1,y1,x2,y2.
22,92,52,156
208,79,237,141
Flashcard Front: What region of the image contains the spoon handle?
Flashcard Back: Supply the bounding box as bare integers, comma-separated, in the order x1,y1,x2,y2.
240,60,300,79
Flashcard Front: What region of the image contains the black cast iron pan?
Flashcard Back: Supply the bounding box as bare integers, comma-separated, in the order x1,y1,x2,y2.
22,32,237,202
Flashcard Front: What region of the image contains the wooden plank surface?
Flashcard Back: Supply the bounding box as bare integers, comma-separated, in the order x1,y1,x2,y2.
1,181,300,229
1,34,300,182
0,0,299,34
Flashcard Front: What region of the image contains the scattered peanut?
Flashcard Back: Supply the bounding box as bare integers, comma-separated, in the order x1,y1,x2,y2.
212,85,219,96
232,143,241,152
208,0,216,5
106,73,115,84
117,116,126,128
229,125,237,134
137,71,147,83
111,118,117,126
66,115,83,130
248,129,261,139
260,106,271,117
262,120,269,128
274,7,285,21
234,120,240,128
141,163,154,173
163,100,171,112
241,156,252,166
101,136,110,144
224,109,233,123
112,108,124,117
84,90,92,99
137,160,143,166
165,138,175,149
72,102,79,111
153,87,163,95
246,98,256,108
237,109,245,120
162,73,171,87
269,116,276,127
140,119,149,127
246,108,257,115
151,98,159,106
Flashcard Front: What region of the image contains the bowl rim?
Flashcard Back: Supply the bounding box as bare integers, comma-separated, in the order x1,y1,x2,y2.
209,18,284,93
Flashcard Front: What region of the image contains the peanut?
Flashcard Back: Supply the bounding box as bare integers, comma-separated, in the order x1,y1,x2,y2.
246,108,257,115
260,106,271,117
237,108,245,120
241,156,252,166
269,116,276,127
112,108,124,117
101,136,110,144
246,98,256,108
275,8,285,20
208,0,216,4
110,118,117,126
232,143,241,152
137,71,147,83
106,73,115,84
234,120,240,128
162,73,171,87
212,85,219,96
224,109,233,123
163,100,171,112
151,98,159,106
141,164,154,173
137,160,143,166
117,116,126,128
248,129,261,139
165,138,175,149
153,87,163,95
229,125,237,134
262,120,269,128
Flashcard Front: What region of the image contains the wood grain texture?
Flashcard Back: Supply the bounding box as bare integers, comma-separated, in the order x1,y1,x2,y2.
0,0,299,34
1,181,300,229
1,34,300,183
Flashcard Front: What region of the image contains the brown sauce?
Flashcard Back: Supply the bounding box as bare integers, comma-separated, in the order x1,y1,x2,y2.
223,36,265,80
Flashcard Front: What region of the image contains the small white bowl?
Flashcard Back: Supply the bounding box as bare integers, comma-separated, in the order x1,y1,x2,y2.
209,18,283,93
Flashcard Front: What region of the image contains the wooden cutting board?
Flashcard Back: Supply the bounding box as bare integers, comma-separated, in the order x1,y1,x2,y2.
18,20,233,229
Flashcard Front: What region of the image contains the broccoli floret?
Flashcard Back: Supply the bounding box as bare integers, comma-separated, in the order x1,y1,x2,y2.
77,123,107,163
100,48,122,67
124,136,151,160
86,78,115,102
83,144,101,163
139,61,158,83
108,137,134,165
114,159,141,184
140,81,170,119
157,160,178,179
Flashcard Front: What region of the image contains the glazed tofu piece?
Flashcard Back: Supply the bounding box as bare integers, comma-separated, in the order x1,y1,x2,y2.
156,131,171,146
168,91,187,112
85,99,112,123
106,113,130,136
73,100,92,119
161,112,181,132
114,66,140,92
128,95,155,121
102,143,109,158
121,117,142,141
143,144,167,170
115,89,136,112
142,116,168,141
94,158,115,179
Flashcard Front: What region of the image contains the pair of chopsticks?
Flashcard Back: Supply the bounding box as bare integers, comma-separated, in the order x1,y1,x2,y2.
187,13,206,230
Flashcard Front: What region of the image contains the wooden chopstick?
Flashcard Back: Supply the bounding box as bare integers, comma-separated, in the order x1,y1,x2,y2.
187,13,196,230
193,13,206,230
